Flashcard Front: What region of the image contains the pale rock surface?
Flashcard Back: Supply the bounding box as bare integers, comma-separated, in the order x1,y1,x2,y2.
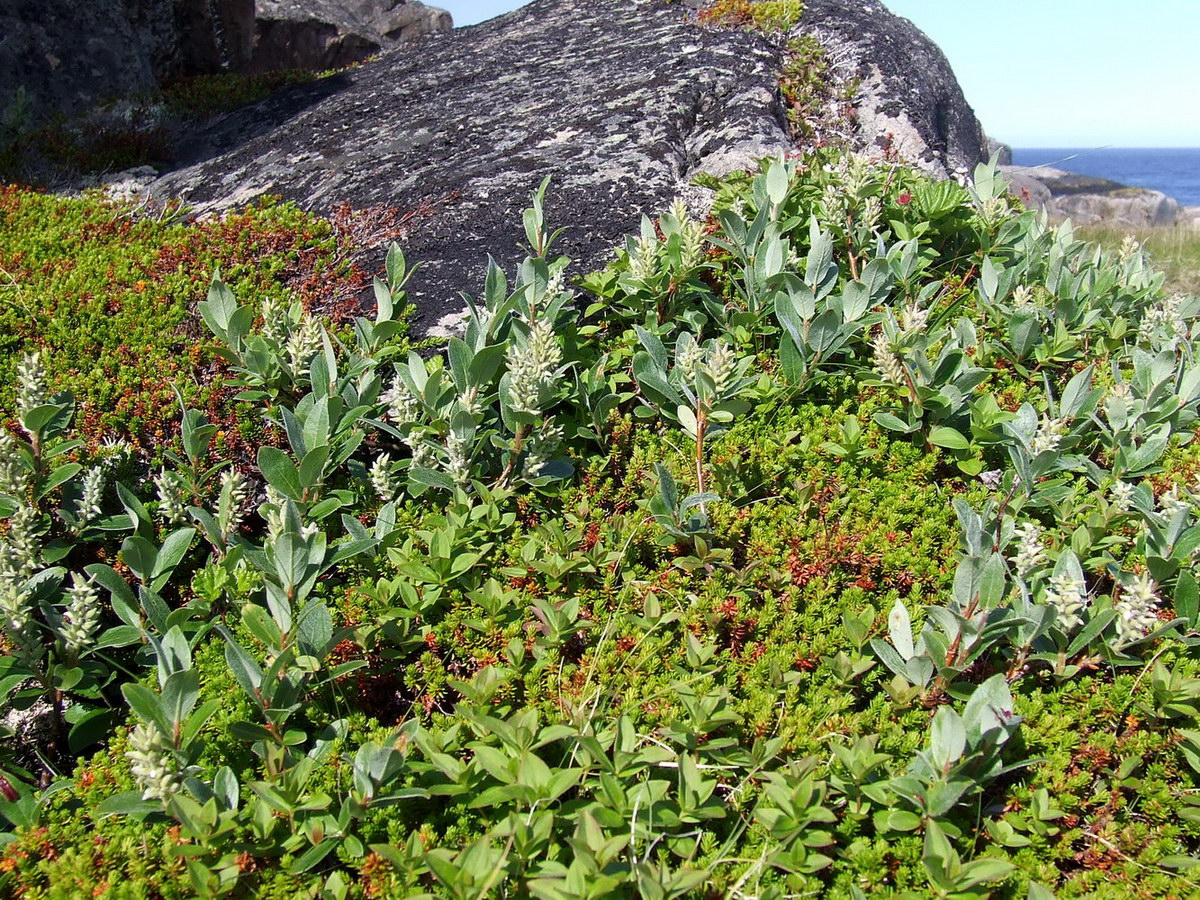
797,0,986,178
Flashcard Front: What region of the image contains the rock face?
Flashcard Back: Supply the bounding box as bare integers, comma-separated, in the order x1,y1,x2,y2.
1001,165,1183,228
0,0,254,117
985,136,1013,166
250,0,452,72
798,0,986,179
145,0,986,331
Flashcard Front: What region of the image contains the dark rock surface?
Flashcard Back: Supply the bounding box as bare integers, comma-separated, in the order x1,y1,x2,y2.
145,0,987,332
0,0,254,117
250,0,452,72
798,0,986,178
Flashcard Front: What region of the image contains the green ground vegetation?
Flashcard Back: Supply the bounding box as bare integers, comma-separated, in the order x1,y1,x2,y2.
1,151,1200,900
0,186,406,464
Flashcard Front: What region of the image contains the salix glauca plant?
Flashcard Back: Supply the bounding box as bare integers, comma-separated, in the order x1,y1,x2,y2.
772,218,883,386
373,181,577,496
597,200,714,331
0,354,145,778
631,327,755,497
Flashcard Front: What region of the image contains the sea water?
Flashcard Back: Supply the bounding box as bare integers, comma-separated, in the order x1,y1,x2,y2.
1011,148,1200,208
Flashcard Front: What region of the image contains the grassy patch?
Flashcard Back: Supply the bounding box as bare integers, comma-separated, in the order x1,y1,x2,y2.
1077,223,1200,295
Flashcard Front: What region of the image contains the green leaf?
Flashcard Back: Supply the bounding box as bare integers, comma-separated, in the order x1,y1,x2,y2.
1177,569,1200,629
37,463,82,499
95,791,160,818
199,277,238,340
122,683,170,734
288,840,337,875
887,598,914,660
928,426,970,451
765,159,789,207
221,631,265,704
874,412,914,434
120,536,157,585
68,708,116,754
258,447,303,500
153,528,195,584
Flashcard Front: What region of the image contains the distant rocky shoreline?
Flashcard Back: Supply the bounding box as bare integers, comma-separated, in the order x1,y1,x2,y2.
986,140,1199,229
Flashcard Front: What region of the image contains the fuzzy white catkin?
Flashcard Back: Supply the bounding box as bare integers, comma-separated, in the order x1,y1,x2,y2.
154,469,187,525
77,465,106,526
0,432,26,497
15,351,47,420
382,377,419,424
219,469,251,537
872,331,906,386
1030,416,1066,454
676,340,704,384
260,297,289,345
126,723,183,803
0,574,41,664
899,303,929,335
1010,522,1047,576
1110,480,1136,512
445,435,471,485
629,234,659,283
1043,573,1087,632
1115,573,1160,646
4,505,39,575
61,574,101,656
506,320,561,415
285,313,323,373
522,421,564,480
370,453,399,503
705,341,737,395
1158,486,1191,520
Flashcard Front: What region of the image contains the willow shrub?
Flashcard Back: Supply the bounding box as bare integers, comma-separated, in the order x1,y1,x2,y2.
2,152,1200,899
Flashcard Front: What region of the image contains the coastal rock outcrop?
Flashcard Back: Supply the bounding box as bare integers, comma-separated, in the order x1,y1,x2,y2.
250,0,452,72
1001,165,1183,228
146,0,986,331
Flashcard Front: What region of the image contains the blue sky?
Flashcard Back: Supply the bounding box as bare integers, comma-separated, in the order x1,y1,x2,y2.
435,0,1200,148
